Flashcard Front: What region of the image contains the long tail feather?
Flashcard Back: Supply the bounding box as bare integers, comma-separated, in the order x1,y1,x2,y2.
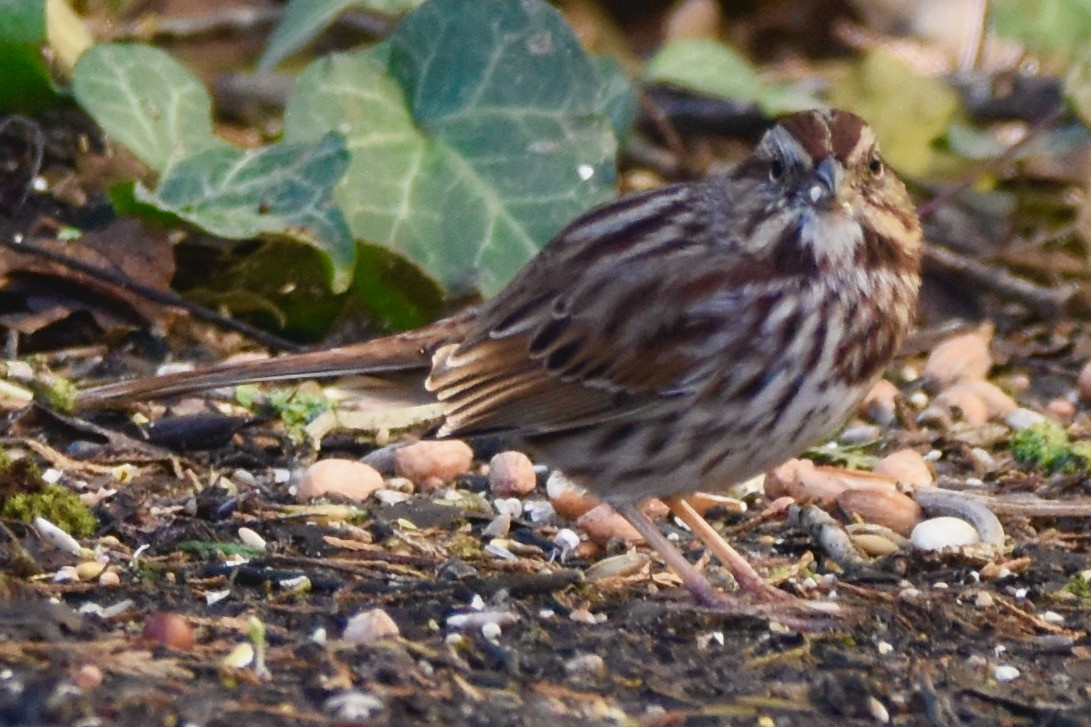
77,313,473,407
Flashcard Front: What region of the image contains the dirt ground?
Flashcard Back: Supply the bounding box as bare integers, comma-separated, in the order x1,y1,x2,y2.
0,315,1089,726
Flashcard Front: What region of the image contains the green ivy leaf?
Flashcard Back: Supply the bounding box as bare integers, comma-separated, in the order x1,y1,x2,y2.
72,44,224,173
137,134,355,292
645,38,816,114
284,0,625,296
0,0,45,43
258,0,424,72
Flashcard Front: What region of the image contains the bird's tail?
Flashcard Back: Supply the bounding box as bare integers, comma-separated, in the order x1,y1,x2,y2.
76,312,474,407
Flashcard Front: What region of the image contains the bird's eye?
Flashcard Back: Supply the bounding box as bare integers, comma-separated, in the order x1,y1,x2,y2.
769,158,785,182
868,154,883,176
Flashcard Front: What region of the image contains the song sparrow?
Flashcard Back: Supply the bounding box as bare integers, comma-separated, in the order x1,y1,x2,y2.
80,109,922,620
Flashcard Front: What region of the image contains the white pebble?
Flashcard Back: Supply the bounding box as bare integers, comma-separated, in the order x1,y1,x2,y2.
993,665,1020,682
1005,407,1046,430
34,517,82,555
877,641,893,655
867,696,890,723
446,610,518,629
324,692,384,719
1039,610,1065,624
480,622,502,640
237,527,266,550
53,566,79,582
493,497,523,518
911,517,980,551
553,528,580,553
41,468,63,484
523,500,555,523
373,489,411,505
272,468,291,484
975,591,995,608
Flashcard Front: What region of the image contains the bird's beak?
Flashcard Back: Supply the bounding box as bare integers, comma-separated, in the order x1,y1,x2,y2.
808,157,842,208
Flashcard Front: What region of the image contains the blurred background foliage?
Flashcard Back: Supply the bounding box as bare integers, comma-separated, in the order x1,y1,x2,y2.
1,0,1091,347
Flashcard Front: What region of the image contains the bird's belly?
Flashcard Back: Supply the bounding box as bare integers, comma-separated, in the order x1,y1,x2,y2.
696,377,865,491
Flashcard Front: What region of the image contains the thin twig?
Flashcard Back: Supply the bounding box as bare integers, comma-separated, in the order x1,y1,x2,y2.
923,242,1087,317
0,236,303,352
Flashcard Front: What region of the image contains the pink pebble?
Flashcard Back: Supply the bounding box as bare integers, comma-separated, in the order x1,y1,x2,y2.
488,451,537,497
297,459,384,502
394,440,474,486
577,503,642,545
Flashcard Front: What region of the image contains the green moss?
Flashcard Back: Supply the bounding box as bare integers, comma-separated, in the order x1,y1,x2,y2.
1064,573,1091,600
1,483,97,537
1009,421,1089,473
235,386,329,442
35,375,77,413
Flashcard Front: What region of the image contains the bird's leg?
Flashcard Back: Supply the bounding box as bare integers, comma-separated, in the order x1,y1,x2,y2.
614,502,750,612
665,496,794,604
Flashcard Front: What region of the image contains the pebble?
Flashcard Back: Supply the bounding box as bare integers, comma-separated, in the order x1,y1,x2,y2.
1047,397,1075,419
446,610,518,630
968,447,997,472
342,608,400,644
73,663,104,690
237,527,266,550
910,516,980,551
850,532,901,557
568,608,599,625
837,487,923,536
522,499,556,523
373,489,412,506
553,528,581,553
840,424,883,444
765,458,899,505
394,440,473,489
975,591,995,607
1079,360,1091,401
34,517,82,555
577,503,642,544
324,691,384,720
75,561,107,580
482,513,511,538
493,497,523,518
585,550,650,581
141,613,194,650
546,471,599,519
867,696,890,724
860,379,900,426
932,380,1016,425
296,459,384,502
923,332,992,390
1005,407,1046,430
98,571,120,586
873,449,933,489
993,665,1020,682
480,622,502,640
564,653,606,675
487,451,536,497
